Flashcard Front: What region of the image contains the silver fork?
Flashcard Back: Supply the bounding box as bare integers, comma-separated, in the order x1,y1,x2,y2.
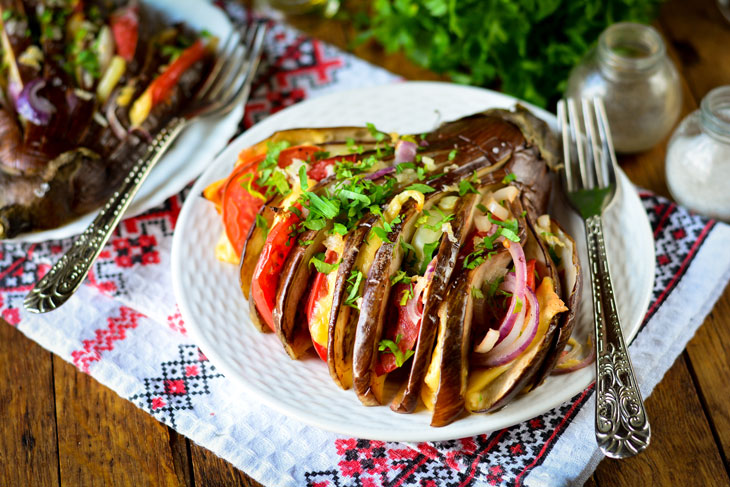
24,21,268,314
558,97,651,458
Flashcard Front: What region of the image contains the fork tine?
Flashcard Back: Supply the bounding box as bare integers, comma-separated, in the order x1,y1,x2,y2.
215,22,265,109
566,98,591,190
205,37,246,102
203,22,267,119
557,99,575,193
581,98,602,189
195,28,242,102
593,97,618,187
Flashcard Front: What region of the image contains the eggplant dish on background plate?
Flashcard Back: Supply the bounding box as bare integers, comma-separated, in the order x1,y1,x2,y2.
0,0,215,239
203,105,593,427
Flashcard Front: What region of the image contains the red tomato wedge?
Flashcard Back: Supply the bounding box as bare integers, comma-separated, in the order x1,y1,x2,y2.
149,39,207,105
306,153,358,181
110,4,139,62
526,259,536,291
375,283,421,376
251,205,302,332
306,250,338,361
219,145,322,257
221,163,263,256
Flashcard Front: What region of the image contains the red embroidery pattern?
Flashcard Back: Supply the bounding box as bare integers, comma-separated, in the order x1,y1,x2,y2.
71,306,143,373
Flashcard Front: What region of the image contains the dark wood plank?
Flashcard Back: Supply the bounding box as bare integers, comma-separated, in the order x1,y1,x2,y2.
659,0,730,102
0,321,60,487
685,285,730,468
593,355,729,485
53,355,190,486
168,429,195,487
189,442,263,487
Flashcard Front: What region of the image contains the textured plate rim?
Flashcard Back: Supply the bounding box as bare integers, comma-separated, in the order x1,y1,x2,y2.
172,81,655,442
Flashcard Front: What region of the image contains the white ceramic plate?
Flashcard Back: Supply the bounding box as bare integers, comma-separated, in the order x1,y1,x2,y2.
172,82,655,442
6,0,241,243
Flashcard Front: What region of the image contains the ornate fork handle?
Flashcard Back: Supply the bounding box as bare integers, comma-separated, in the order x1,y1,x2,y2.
585,214,651,458
24,117,187,313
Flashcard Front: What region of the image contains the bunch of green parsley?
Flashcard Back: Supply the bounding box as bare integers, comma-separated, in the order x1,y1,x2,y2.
354,0,663,107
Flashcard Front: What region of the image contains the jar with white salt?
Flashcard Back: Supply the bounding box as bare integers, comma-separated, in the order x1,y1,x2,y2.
666,86,730,221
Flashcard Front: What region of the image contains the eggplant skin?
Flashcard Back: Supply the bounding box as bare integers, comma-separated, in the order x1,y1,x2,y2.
391,192,479,414
431,271,473,427
273,229,325,359
352,202,418,406
327,214,378,390
530,218,582,389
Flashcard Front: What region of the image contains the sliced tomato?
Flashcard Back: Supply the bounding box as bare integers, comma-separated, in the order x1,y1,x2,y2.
375,283,421,376
219,145,323,257
306,250,338,361
526,259,536,291
221,164,264,256
110,4,139,62
149,39,206,104
306,153,358,181
250,205,302,332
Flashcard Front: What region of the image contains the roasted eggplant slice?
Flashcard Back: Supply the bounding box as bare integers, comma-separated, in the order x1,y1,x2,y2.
327,214,378,389
273,229,327,359
530,216,582,386
390,192,479,414
352,196,425,406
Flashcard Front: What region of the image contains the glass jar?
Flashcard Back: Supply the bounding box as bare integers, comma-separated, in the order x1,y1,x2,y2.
565,22,682,153
665,86,730,221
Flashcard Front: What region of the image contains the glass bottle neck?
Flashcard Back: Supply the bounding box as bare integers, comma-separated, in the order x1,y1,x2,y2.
701,86,730,143
597,22,665,80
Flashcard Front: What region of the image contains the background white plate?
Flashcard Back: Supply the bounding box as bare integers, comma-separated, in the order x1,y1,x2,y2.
6,0,241,243
172,82,655,442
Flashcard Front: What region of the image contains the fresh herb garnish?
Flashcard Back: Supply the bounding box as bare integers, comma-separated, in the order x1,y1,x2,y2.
255,141,292,198
448,149,458,161
458,171,480,196
472,287,484,299
344,270,363,309
255,214,269,236
310,253,339,274
420,240,440,274
548,245,562,266
378,334,414,368
502,172,517,183
366,122,387,143
406,183,435,194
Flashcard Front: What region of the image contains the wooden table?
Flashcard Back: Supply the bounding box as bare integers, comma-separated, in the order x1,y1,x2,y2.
2,0,729,485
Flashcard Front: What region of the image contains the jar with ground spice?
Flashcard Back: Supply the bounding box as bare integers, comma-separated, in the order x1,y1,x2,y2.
666,86,730,221
565,22,682,153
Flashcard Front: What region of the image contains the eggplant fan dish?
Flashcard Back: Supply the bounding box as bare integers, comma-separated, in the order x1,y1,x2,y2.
0,0,215,239
204,106,593,427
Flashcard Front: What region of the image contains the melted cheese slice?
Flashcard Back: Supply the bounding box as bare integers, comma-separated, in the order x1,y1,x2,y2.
464,277,567,410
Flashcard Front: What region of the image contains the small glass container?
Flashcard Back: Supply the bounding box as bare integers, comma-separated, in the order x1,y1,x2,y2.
665,86,730,221
565,22,682,153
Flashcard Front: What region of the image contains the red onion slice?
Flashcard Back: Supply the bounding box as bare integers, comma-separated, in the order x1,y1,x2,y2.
106,102,128,140
394,140,418,164
552,336,596,374
473,240,527,353
16,79,55,125
404,255,437,325
364,166,395,180
478,286,540,367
